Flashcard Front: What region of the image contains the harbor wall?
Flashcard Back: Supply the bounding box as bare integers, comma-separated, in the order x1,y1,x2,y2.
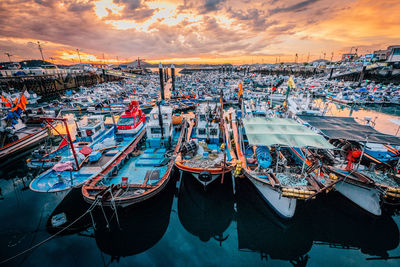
252,68,324,78
0,73,122,98
331,71,400,84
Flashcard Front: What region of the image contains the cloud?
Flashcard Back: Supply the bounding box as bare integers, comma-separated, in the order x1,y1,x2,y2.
105,0,156,21
201,0,226,13
269,0,320,15
179,0,226,14
227,8,277,31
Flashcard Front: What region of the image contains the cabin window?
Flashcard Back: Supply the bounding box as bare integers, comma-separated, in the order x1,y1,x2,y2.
117,117,135,126
95,125,101,132
199,114,206,121
163,114,168,120
151,128,162,134
198,128,206,135
135,115,139,124
210,128,218,136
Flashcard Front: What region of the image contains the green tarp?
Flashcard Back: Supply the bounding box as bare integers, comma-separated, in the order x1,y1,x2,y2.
243,117,334,149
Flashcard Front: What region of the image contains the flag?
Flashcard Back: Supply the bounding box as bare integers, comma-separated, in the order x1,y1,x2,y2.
17,101,26,111
238,82,243,100
287,76,296,89
252,73,255,78
57,136,69,150
373,87,377,92
286,76,296,100
20,94,28,105
1,95,11,107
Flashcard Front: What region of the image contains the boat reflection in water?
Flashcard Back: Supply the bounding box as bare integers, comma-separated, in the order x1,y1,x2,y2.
236,178,400,266
46,188,92,235
93,174,176,260
178,172,234,244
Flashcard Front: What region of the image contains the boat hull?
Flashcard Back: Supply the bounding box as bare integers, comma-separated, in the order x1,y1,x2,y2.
84,164,173,208
335,180,382,216
191,172,221,187
0,127,48,164
175,159,231,188
246,172,297,219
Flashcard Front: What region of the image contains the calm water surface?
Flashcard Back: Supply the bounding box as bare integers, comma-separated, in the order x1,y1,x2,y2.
1,101,400,266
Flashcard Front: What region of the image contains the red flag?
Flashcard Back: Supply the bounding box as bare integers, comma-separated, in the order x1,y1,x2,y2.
57,136,69,150
21,94,28,105
17,101,26,111
238,83,243,100
1,96,11,107
373,87,377,92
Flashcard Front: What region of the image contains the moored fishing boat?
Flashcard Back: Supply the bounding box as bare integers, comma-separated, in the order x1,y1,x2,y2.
231,115,335,219
298,115,400,215
0,94,50,164
29,100,145,193
82,103,185,207
175,102,233,188
27,115,108,170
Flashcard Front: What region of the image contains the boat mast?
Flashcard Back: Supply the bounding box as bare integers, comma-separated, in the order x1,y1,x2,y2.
41,117,80,171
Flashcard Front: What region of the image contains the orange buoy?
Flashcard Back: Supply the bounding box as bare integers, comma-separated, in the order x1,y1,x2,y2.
172,114,182,125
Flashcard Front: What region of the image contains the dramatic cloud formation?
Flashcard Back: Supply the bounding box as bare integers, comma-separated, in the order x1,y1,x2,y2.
0,0,399,64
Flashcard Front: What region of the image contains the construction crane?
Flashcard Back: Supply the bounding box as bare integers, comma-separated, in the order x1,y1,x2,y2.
349,47,358,55
76,49,82,64
37,41,45,61
4,53,13,63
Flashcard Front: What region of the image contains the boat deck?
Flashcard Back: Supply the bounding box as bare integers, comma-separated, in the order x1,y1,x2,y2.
15,125,43,139
99,148,169,186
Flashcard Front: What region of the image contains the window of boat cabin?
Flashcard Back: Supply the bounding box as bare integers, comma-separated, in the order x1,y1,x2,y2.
199,114,206,121
151,127,162,134
94,125,101,132
210,128,218,136
118,116,135,125
135,114,139,125
198,128,206,135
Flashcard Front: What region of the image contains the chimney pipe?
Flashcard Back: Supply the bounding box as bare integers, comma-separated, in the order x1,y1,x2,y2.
159,62,165,100
171,64,175,91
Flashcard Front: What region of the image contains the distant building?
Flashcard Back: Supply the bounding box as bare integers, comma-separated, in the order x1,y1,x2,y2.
359,54,374,63
341,53,358,61
311,59,329,68
373,49,389,61
387,45,400,63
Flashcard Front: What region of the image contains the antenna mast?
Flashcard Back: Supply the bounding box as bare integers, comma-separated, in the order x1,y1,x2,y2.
76,49,82,63
37,41,45,61
4,53,13,63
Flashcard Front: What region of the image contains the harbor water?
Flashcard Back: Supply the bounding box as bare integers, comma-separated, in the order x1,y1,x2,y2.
1,101,400,266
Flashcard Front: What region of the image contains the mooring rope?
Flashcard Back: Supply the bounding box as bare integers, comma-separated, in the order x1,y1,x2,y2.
0,198,100,265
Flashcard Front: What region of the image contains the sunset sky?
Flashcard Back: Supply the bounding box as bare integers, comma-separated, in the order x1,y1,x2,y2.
0,0,399,64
